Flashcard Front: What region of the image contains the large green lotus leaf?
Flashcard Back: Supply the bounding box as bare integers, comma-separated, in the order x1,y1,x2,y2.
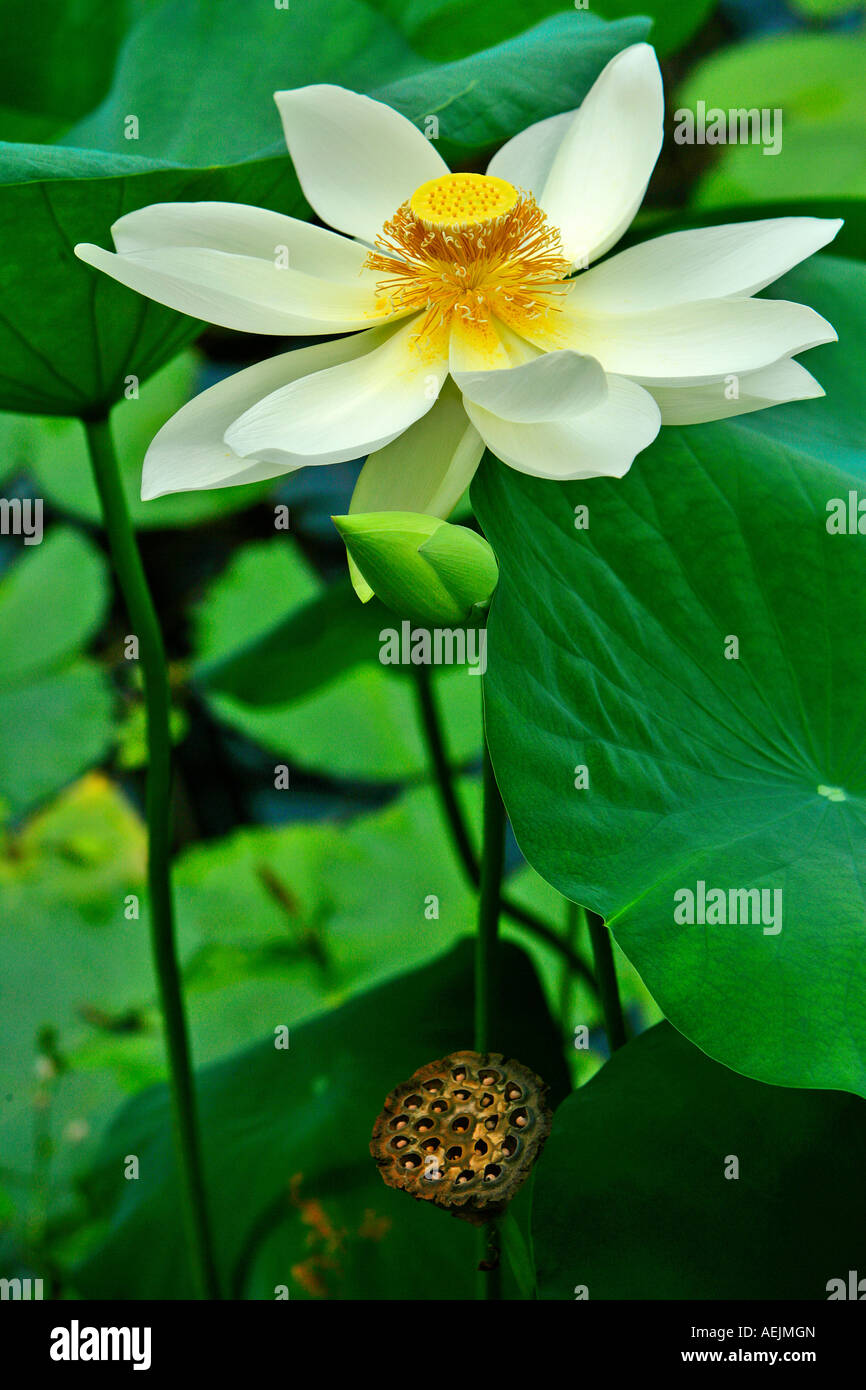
533,1023,866,1299
194,539,483,781
75,939,570,1299
67,2,648,164
0,527,115,815
1,353,270,527
589,0,714,56
369,0,705,61
472,254,866,1097
0,6,647,416
734,257,863,480
0,0,130,142
377,12,650,167
677,34,866,206
65,0,423,162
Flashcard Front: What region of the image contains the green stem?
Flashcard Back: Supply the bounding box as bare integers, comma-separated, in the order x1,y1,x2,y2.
475,740,505,1055
413,667,595,989
477,1217,502,1301
586,910,628,1053
83,414,220,1300
414,665,478,882
558,899,583,1031
475,739,506,1301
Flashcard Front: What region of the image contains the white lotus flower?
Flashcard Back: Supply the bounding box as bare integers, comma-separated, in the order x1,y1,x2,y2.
75,43,840,585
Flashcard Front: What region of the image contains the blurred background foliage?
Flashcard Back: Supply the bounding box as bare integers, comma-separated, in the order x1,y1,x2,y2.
0,0,862,1298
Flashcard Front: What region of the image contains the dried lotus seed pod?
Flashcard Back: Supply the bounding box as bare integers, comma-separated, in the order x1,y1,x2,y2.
370,1050,552,1225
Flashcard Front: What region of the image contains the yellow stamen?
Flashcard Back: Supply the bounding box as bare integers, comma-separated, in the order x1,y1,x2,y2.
367,174,571,349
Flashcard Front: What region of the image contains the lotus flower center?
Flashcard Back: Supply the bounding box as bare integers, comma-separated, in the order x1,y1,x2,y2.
366,175,571,351
408,173,520,230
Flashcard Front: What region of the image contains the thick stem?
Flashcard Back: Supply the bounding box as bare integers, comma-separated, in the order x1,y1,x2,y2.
414,664,478,882
475,741,505,1055
413,667,595,989
558,899,583,1031
475,739,506,1301
586,910,628,1053
477,1218,502,1301
83,414,220,1300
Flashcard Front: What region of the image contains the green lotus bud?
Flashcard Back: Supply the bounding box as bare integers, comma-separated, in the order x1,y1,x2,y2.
332,511,498,625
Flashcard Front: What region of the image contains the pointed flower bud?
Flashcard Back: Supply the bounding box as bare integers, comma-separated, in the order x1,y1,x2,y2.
332,511,498,625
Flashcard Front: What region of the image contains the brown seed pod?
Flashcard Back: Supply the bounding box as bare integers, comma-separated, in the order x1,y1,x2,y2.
370,1050,552,1225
